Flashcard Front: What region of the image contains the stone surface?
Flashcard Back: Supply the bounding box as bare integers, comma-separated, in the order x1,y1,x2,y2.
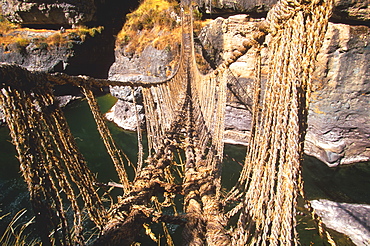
306,23,370,166
105,99,144,131
0,28,112,77
194,0,276,16
106,44,176,130
106,86,144,131
332,0,370,23
108,45,175,81
0,0,368,166
0,0,96,27
311,199,370,246
0,35,73,73
0,0,140,123
55,95,80,107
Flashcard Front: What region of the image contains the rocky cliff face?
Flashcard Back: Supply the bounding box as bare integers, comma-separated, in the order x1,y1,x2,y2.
307,23,370,166
0,0,140,76
106,86,144,131
0,31,74,72
0,0,139,123
311,199,370,245
0,0,96,27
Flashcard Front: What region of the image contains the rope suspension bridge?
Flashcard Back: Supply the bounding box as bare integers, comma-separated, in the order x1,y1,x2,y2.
0,0,335,245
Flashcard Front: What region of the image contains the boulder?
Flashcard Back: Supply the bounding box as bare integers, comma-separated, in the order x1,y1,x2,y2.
106,86,144,131
106,45,175,131
105,99,144,131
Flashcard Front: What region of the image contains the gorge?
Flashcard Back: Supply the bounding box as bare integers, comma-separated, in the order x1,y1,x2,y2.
0,0,369,245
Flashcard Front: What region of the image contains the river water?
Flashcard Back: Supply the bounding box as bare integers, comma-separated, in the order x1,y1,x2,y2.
0,94,369,245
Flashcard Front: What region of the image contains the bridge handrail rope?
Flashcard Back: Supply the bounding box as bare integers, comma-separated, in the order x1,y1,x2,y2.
226,0,336,245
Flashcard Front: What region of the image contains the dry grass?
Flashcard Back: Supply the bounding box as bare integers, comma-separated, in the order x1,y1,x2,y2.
0,209,40,246
116,0,182,54
0,11,104,51
71,26,104,41
116,0,212,58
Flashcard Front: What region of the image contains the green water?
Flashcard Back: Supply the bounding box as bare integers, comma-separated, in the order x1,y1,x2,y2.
0,94,369,244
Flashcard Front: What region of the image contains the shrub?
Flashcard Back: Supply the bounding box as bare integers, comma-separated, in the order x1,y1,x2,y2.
71,25,104,41
88,26,104,37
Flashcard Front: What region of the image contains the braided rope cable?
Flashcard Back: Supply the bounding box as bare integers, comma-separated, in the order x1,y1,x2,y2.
0,0,337,244
82,86,131,194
